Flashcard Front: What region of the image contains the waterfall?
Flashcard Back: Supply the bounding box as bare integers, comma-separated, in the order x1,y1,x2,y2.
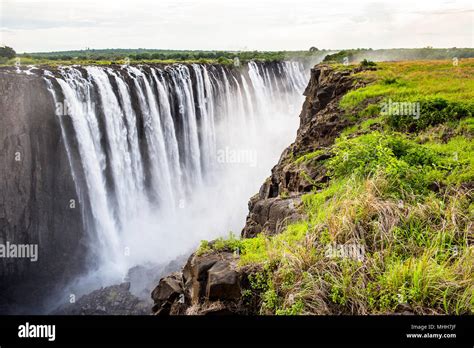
44,60,308,287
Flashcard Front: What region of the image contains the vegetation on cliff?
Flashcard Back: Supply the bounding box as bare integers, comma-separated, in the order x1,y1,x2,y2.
198,59,474,315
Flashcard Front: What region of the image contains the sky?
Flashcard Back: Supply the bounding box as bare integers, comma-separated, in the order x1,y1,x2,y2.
0,0,473,53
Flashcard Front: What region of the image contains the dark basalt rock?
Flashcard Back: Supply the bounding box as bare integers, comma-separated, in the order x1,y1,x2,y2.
183,252,222,303
242,196,303,238
54,282,150,315
152,251,247,315
206,259,241,301
0,69,86,314
151,272,185,315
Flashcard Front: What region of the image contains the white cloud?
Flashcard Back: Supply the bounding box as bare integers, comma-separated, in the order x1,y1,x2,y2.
0,0,472,52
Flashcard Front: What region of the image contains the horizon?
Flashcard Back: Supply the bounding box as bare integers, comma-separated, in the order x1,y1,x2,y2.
1,0,473,53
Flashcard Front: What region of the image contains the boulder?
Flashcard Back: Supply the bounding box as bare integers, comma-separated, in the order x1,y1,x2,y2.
151,251,250,315
183,253,221,303
206,260,241,301
242,196,303,238
151,272,184,315
151,272,183,303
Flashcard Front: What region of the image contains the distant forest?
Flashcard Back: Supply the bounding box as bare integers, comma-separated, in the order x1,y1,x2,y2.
2,47,474,66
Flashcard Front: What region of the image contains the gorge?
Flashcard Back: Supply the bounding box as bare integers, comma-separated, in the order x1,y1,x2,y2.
0,60,309,314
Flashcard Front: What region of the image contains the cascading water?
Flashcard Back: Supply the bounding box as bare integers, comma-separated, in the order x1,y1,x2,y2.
44,61,308,297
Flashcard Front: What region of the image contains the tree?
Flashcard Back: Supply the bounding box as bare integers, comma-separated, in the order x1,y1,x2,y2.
309,47,319,52
0,46,16,59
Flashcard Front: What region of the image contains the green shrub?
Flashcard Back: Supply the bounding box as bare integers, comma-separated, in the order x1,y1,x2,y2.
387,97,473,132
196,240,211,256
382,77,399,85
329,133,420,177
325,131,470,196
323,50,353,63
360,59,377,68
294,150,324,164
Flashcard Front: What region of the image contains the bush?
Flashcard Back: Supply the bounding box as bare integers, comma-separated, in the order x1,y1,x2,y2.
387,97,473,132
323,50,353,63
217,56,233,65
360,59,377,68
326,132,454,195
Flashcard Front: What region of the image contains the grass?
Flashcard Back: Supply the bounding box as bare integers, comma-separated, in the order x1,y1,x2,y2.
235,175,473,315
196,59,474,315
294,150,325,164
340,59,474,108
338,60,474,133
327,130,473,195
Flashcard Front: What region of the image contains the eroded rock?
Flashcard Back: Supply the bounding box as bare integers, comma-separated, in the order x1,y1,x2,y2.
151,272,184,315
206,259,241,301
152,251,248,315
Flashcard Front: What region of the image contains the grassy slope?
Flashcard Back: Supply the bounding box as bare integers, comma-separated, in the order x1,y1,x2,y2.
200,59,474,315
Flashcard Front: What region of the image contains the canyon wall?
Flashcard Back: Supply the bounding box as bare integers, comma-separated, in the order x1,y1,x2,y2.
0,69,86,313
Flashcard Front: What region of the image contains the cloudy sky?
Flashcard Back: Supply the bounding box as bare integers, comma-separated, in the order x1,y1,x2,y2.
0,0,472,53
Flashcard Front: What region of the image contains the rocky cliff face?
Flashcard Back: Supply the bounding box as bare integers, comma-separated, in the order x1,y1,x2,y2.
0,69,86,314
242,65,367,237
151,64,369,315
